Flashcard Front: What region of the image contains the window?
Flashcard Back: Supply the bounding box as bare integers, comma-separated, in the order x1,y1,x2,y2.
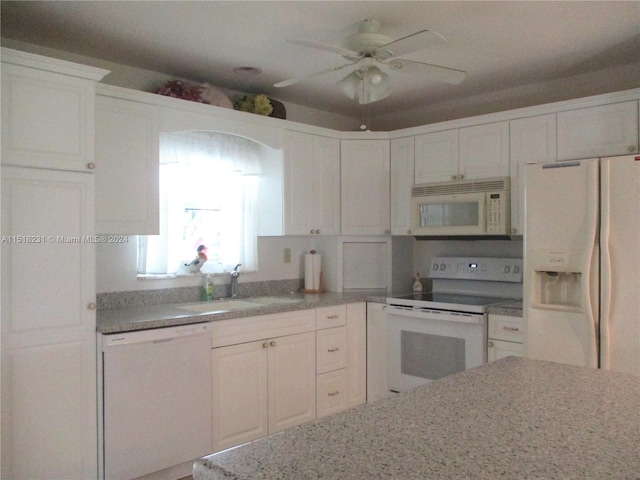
138,131,260,276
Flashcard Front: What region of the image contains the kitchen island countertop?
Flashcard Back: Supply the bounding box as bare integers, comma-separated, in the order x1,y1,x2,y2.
194,357,640,479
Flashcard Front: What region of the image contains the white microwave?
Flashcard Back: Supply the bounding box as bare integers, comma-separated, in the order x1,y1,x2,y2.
411,177,510,236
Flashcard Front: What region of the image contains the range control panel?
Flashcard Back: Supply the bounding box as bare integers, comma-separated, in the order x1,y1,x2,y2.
429,257,523,283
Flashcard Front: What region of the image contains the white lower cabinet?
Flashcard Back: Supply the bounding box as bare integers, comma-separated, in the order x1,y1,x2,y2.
366,302,390,402
211,309,316,453
212,331,316,452
212,303,367,452
487,313,524,362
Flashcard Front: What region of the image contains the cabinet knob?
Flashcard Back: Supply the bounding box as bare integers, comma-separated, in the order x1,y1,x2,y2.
87,303,97,310
406,229,412,235
263,342,269,348
384,230,390,235
310,229,316,234
316,229,320,234
451,175,457,181
87,162,96,170
487,341,494,348
629,145,637,152
270,340,276,347
511,228,518,234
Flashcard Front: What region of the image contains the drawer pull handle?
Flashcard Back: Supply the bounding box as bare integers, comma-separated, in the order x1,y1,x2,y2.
328,347,340,353
328,391,340,397
327,315,339,319
502,326,520,332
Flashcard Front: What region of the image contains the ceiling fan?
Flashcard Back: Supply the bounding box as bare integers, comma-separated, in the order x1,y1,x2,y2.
274,19,467,105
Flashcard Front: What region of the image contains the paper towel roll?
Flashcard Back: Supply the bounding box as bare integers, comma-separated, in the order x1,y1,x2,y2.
304,251,322,291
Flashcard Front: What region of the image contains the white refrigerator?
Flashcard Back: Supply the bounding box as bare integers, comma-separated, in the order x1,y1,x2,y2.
524,155,640,375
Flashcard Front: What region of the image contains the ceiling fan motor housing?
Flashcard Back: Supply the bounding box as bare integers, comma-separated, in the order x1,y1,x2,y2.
341,19,393,57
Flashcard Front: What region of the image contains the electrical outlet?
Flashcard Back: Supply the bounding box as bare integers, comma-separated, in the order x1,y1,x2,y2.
283,248,291,264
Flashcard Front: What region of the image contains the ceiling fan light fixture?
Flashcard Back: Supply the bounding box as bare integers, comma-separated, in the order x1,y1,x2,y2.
337,70,362,100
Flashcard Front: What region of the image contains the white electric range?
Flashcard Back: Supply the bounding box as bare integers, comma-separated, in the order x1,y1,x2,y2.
386,256,522,392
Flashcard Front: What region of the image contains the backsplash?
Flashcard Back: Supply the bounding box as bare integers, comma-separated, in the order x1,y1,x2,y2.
97,278,304,310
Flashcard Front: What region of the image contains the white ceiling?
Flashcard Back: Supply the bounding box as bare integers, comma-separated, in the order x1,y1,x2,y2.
2,1,640,130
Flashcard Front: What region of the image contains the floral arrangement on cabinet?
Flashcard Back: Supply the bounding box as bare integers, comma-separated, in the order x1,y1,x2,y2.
155,80,207,103
233,94,273,116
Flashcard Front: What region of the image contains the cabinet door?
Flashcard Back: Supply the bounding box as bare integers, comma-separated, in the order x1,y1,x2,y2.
346,302,367,407
312,135,341,235
341,140,390,235
284,132,340,235
390,137,415,235
283,131,314,235
1,63,98,172
366,303,390,402
487,339,524,362
459,121,510,179
95,96,160,234
268,332,316,434
509,114,557,235
1,166,97,480
414,130,459,183
212,341,268,452
557,101,639,160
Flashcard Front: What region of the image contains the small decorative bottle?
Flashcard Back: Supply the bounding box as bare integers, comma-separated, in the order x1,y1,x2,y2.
413,273,423,293
204,275,214,301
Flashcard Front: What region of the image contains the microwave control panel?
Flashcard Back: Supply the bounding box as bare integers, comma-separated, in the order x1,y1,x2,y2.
486,192,507,234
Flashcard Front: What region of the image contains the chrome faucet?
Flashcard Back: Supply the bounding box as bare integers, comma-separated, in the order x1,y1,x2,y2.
230,264,241,297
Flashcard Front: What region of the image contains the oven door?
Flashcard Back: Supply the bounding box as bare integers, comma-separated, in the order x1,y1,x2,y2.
386,306,487,392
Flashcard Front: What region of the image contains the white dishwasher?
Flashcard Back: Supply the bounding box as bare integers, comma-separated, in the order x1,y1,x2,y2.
102,322,213,480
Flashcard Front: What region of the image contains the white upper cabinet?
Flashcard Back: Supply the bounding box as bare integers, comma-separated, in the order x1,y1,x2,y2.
283,131,340,235
414,130,459,184
458,121,510,179
341,140,390,235
1,49,107,172
557,101,639,160
509,114,557,235
390,137,415,235
95,94,160,234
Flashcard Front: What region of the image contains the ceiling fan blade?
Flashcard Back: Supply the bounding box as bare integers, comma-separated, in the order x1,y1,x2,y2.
287,39,361,60
388,59,467,85
274,62,356,88
379,29,447,58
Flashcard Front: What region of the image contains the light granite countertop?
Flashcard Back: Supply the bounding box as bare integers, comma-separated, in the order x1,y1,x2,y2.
194,357,640,480
487,299,523,317
97,291,388,333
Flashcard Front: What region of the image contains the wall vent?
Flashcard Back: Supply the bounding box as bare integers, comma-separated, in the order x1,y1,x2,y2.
412,177,509,197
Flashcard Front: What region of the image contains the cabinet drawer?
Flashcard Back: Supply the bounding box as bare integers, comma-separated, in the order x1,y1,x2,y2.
488,314,524,343
316,327,347,374
315,304,346,330
316,369,348,418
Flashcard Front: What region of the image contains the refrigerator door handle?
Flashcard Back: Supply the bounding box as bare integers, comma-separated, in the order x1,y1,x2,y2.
582,162,600,369
599,160,612,370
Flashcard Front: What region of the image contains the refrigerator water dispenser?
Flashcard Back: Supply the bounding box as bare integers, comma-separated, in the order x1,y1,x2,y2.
533,271,582,310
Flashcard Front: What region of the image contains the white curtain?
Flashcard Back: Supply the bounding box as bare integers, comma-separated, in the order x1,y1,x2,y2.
139,131,260,275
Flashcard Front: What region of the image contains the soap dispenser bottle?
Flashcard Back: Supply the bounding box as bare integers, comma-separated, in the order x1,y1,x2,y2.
413,273,423,293
204,275,214,301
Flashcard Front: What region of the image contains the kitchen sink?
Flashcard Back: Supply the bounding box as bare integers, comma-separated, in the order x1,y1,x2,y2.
176,296,303,314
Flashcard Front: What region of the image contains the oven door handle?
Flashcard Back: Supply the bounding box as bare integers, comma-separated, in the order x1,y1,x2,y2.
386,305,484,325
